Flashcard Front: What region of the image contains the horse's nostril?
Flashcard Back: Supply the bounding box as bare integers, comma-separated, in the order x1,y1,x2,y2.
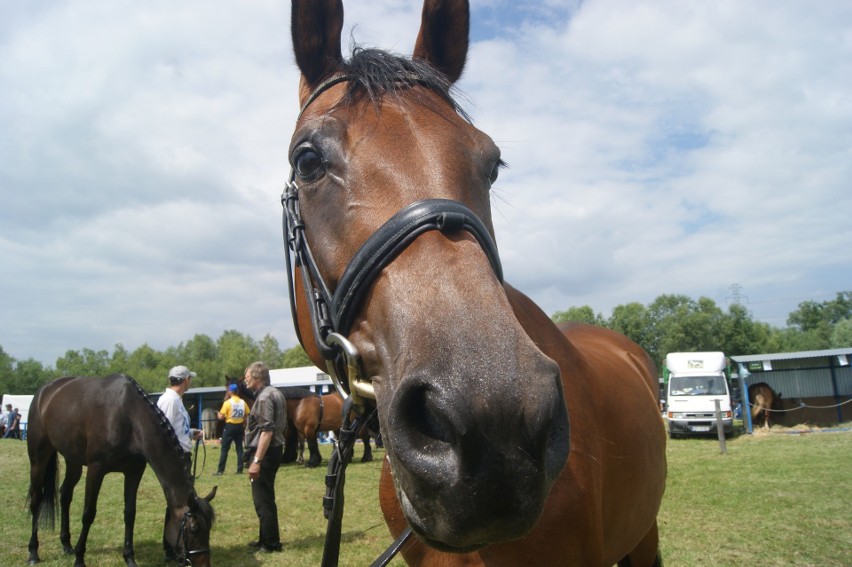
397,383,454,446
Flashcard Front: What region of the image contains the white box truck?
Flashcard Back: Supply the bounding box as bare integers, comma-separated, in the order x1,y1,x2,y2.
664,352,733,438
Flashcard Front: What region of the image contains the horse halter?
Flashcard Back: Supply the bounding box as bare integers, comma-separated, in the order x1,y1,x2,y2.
282,73,504,406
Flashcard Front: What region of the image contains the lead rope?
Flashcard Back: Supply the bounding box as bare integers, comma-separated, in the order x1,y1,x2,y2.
320,399,411,567
321,396,361,567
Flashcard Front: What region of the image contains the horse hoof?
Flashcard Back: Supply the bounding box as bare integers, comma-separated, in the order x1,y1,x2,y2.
27,557,39,566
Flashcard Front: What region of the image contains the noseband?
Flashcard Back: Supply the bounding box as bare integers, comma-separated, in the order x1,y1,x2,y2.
282,74,503,404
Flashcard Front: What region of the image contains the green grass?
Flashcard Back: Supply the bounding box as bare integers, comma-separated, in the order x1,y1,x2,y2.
1,430,850,566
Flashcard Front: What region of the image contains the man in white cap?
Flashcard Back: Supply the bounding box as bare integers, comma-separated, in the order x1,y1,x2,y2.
157,365,203,468
157,365,203,562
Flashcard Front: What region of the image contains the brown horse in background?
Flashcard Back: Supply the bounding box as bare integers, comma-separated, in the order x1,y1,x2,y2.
226,376,348,467
26,375,216,567
284,392,379,467
286,1,666,565
749,382,780,429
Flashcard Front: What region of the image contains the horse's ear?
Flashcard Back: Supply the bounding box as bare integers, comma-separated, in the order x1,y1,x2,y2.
202,486,217,503
413,0,469,84
291,0,344,92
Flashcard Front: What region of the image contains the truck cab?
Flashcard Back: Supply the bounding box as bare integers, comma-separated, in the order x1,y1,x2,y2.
665,352,733,438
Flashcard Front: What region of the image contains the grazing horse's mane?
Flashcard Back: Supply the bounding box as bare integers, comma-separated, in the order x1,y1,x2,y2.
126,376,195,487
328,46,470,121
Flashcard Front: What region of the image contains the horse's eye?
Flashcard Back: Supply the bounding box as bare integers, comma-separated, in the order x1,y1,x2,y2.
295,149,323,179
489,159,505,185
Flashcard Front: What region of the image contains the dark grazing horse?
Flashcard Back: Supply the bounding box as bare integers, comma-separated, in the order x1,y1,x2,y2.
284,1,667,565
26,375,216,567
749,382,780,429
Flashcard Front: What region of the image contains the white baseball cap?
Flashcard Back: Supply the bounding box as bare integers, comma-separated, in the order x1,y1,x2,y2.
168,365,197,382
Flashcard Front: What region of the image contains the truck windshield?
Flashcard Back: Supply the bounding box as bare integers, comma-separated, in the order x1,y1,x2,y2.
669,376,727,396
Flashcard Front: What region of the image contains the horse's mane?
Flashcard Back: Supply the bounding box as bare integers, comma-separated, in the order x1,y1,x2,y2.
125,375,195,488
335,46,470,121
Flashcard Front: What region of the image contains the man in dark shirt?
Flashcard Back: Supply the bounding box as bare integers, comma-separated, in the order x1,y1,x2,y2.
243,361,287,553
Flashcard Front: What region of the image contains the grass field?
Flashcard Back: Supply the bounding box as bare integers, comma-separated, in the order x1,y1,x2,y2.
1,429,849,566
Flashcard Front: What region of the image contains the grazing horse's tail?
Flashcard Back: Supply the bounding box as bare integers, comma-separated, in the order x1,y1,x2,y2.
27,451,59,531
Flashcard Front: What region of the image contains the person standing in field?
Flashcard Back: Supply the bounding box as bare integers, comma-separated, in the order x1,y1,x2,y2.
156,365,203,562
214,383,249,475
243,361,287,553
3,405,21,440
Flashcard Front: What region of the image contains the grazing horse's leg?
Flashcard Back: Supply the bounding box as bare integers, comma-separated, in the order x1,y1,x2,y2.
305,426,322,468
59,462,84,555
28,451,58,565
282,426,299,464
121,466,144,567
360,433,373,463
618,520,662,567
73,464,107,567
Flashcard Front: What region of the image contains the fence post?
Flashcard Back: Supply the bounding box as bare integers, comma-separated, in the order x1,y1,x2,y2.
715,399,727,455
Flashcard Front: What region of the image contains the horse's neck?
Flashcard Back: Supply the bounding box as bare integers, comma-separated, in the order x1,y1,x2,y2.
149,453,194,507
136,412,194,507
505,284,574,349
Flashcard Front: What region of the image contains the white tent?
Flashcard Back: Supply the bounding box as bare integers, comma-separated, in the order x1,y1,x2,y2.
2,394,34,432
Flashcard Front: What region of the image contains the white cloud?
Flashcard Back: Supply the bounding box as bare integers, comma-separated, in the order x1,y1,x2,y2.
1,0,850,364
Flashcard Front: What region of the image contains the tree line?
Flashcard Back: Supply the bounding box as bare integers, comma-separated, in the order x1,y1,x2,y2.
552,291,852,370
2,292,850,396
0,330,311,396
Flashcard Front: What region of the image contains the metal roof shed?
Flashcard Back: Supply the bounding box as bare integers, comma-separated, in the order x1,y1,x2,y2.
731,348,852,430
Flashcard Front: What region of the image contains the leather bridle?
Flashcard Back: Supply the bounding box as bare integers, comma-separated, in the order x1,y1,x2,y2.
281,73,504,566
283,74,503,406
175,509,210,566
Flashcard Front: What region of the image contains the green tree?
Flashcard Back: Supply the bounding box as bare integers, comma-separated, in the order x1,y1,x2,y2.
168,334,220,385
217,330,260,382
717,303,771,357
830,318,852,347
551,305,604,326
12,359,52,394
0,345,15,395
127,343,168,392
108,343,130,375
55,348,110,377
785,292,852,349
643,294,725,366
258,334,285,369
282,344,311,368
607,302,651,352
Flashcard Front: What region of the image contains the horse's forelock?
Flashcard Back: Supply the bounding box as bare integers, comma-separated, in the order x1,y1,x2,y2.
337,47,469,121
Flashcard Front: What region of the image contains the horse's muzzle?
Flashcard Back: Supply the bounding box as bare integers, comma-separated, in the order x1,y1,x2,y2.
383,359,570,550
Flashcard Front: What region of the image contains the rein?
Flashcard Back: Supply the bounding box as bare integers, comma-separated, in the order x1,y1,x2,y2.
283,73,502,566
191,436,206,481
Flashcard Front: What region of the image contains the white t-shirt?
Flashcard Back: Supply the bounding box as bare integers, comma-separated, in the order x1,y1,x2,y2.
157,388,192,453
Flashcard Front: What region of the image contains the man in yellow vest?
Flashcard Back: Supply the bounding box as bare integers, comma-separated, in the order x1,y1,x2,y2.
214,383,250,475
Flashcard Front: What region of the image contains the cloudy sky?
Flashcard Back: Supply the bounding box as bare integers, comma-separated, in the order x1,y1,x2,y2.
2,0,850,366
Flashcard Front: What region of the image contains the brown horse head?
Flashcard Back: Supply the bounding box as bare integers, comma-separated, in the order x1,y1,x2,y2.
288,0,570,552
